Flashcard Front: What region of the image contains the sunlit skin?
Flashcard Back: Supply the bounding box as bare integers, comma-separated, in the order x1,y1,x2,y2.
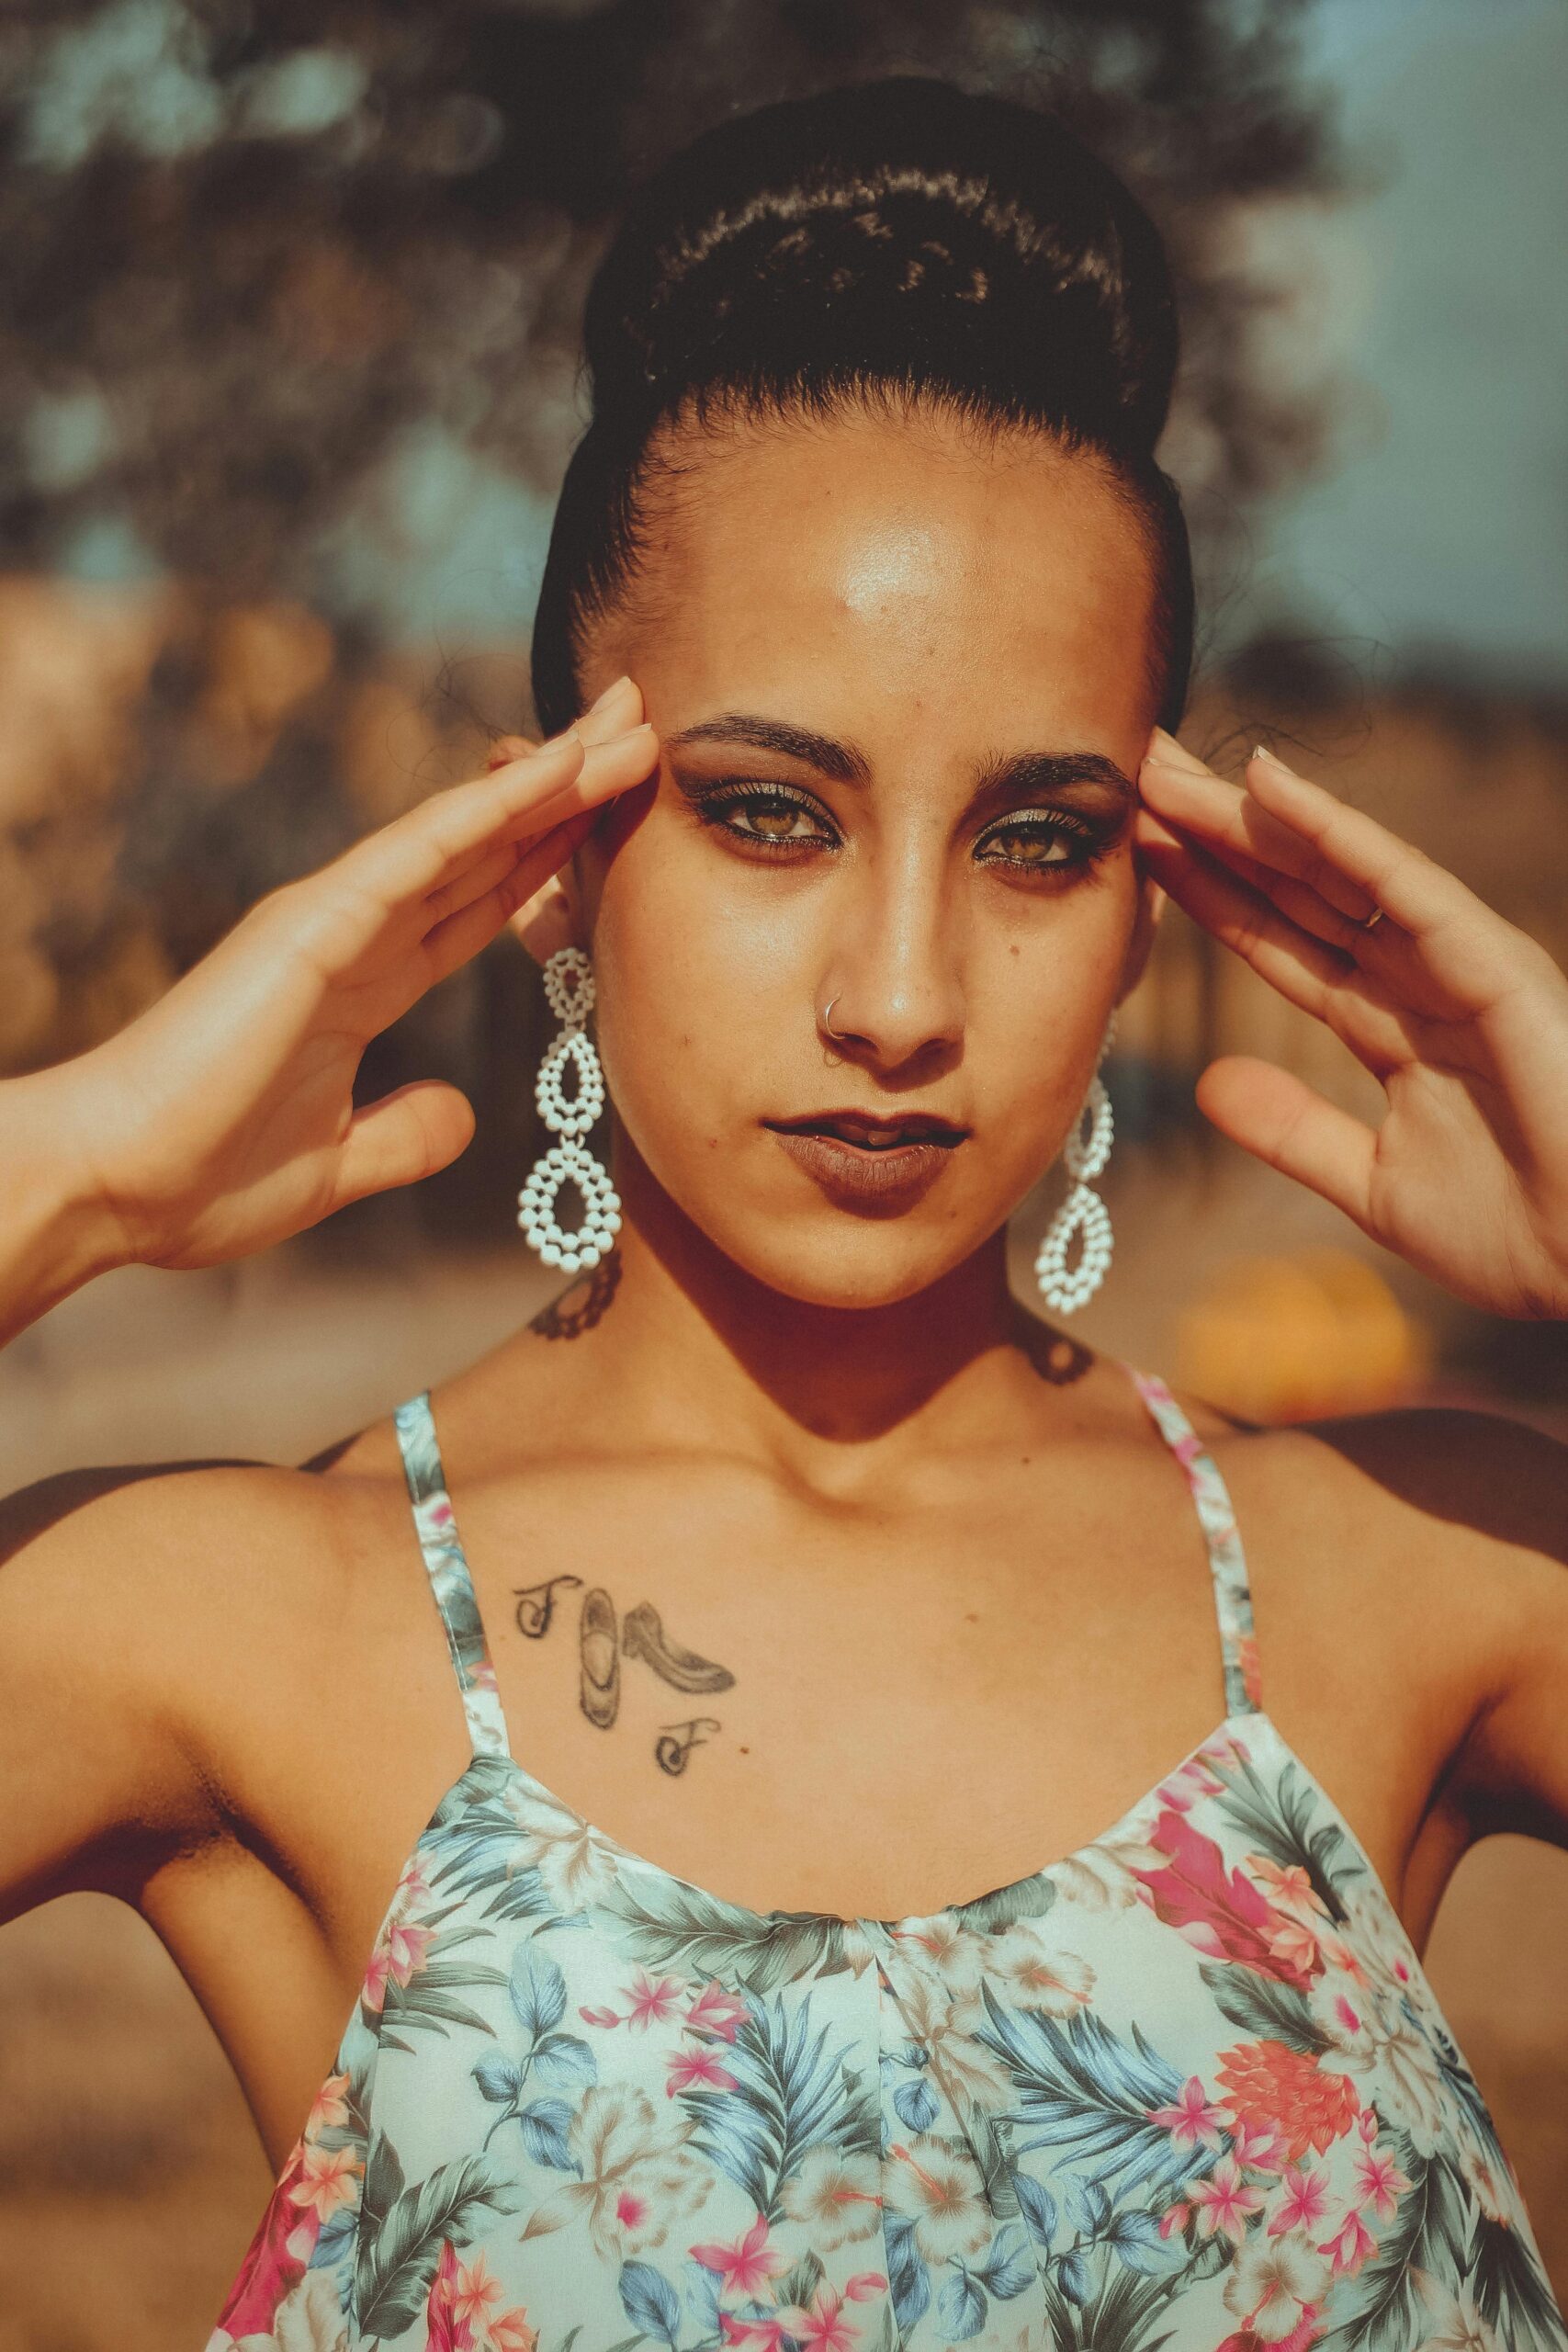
516,403,1164,1452
3,396,1567,2185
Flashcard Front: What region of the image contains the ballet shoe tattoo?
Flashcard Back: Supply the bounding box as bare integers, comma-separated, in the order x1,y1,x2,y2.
621,1601,735,1695
577,1588,621,1730
566,1588,734,1769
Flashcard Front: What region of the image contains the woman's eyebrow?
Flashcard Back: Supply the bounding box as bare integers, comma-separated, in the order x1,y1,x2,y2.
968,749,1134,811
664,713,871,784
661,713,1134,806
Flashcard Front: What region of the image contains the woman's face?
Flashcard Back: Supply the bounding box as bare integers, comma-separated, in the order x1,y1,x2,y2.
563,404,1165,1309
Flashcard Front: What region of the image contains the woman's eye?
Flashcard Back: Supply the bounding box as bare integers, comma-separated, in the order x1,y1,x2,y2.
975,816,1100,876
696,786,836,852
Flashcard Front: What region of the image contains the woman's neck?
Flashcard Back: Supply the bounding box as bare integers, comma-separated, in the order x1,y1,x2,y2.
528,1147,1086,1498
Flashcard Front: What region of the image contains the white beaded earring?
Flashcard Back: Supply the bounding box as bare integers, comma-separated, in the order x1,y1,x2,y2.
517,945,621,1274
1034,1011,1117,1315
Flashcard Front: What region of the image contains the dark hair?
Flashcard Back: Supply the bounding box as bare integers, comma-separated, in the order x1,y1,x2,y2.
530,74,1192,738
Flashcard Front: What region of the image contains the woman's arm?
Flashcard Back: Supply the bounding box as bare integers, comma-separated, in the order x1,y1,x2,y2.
0,684,656,1351
0,1464,227,1925
0,1069,130,1347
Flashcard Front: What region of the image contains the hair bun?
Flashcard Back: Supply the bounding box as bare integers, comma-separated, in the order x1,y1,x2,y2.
582,74,1178,459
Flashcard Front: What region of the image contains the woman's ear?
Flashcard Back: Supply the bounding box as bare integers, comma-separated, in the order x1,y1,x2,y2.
507,861,584,966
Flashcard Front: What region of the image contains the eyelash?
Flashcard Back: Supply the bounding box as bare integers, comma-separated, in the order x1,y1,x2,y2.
690,781,1111,879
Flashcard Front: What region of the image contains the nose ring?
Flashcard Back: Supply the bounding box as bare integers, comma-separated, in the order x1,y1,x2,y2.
822,995,844,1041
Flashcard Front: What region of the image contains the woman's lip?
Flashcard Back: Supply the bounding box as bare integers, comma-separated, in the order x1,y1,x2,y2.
766,1125,962,1208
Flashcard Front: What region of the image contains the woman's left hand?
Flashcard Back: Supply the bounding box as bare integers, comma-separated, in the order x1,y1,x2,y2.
1134,728,1568,1320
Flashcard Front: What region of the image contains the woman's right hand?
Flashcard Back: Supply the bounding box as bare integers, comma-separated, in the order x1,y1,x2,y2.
15,674,656,1293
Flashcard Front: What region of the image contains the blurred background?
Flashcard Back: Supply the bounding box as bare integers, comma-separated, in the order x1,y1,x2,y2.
1,0,1566,2342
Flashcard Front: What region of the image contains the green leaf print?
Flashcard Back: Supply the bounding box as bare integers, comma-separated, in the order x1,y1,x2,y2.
1318,2142,1470,2352
974,1982,1213,2206
601,1873,862,1996
1469,2208,1568,2352
1204,1750,1362,1924
680,1991,880,2223
1037,2248,1181,2352
354,2149,519,2336
773,2248,827,2312
1197,1960,1331,2056
376,1957,509,2039
948,1871,1058,1934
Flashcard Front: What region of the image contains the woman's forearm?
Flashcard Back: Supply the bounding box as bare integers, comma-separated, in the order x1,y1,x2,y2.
0,1068,130,1349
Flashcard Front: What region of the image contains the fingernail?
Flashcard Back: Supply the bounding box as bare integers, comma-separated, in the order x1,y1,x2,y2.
586,674,632,717
1251,742,1295,775
1141,732,1209,775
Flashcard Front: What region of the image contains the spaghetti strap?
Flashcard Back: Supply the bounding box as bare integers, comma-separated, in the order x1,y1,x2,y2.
1122,1364,1261,1718
392,1390,513,1760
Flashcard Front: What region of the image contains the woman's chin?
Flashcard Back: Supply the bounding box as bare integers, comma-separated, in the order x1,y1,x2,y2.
702,1223,991,1312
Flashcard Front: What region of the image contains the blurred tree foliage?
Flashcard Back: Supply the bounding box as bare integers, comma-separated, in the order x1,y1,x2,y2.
0,0,1361,1245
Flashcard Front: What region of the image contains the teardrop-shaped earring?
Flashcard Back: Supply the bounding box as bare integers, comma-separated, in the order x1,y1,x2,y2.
517,945,621,1274
1035,1012,1117,1316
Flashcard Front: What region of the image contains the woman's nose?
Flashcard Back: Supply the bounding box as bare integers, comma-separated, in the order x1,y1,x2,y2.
818,878,966,1072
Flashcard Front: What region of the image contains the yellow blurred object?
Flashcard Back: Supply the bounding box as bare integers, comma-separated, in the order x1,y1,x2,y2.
1174,1247,1429,1424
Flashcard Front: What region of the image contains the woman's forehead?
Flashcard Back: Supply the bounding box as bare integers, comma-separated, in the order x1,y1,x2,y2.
608,413,1156,734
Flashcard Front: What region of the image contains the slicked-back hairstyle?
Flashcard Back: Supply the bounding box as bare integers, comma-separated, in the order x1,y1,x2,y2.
530,74,1193,737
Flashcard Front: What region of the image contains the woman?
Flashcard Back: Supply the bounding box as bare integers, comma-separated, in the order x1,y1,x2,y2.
5,74,1568,2352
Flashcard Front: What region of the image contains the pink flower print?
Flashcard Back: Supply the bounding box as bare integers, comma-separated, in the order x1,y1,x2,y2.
211,2141,313,2336
450,2250,506,2334
1134,1812,1317,1986
690,2212,791,2297
1353,2144,1412,2222
1189,2157,1266,2243
1238,1634,1263,1709
665,2044,739,2097
780,2287,857,2352
1319,2208,1377,2276
1269,2164,1332,2236
295,2140,362,2222
304,2071,352,2140
844,2275,887,2300
579,2004,622,2028
1251,1858,1329,1926
622,1967,685,2029
615,2189,649,2233
474,1657,500,1694
425,2239,476,2352
1229,2120,1286,2173
489,2313,539,2352
719,2320,790,2351
1149,2076,1227,2151
363,1917,435,2013
1265,1915,1324,1980
1314,1931,1371,1986
1158,2201,1191,2239
685,1982,750,2042
1356,2108,1379,2145
1158,1755,1226,1812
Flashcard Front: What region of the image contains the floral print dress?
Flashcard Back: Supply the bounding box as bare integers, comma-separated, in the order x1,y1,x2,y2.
208,1366,1566,2352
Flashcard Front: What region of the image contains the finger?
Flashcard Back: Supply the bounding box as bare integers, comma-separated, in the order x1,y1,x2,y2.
1226,742,1532,1014
421,807,600,983
1139,748,1378,924
1195,1055,1378,1232
1136,820,1409,1074
327,727,589,918
1132,805,1371,955
296,726,656,975
483,678,642,770
328,1080,477,1209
